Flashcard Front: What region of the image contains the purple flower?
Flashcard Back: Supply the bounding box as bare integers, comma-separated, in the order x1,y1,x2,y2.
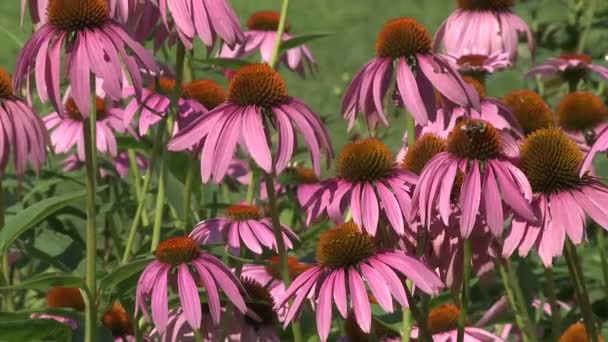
304,138,417,236
343,17,479,129
583,125,608,174
45,97,136,160
0,67,47,177
14,0,158,119
168,63,333,183
503,128,608,267
189,204,299,255
434,0,534,63
218,11,317,76
412,119,537,239
277,222,443,342
555,91,608,152
158,0,244,49
442,49,512,75
136,236,247,334
114,151,148,178
526,53,608,82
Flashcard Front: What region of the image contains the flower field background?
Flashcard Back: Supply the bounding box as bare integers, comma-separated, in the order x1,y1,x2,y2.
1,0,608,341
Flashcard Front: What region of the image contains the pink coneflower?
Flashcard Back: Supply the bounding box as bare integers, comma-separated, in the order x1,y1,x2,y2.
583,125,608,174
30,287,85,330
158,0,244,49
502,90,554,136
555,91,608,150
102,302,135,342
146,307,218,341
45,97,135,160
229,277,281,342
503,128,608,266
189,204,299,255
411,304,503,341
343,17,479,129
276,222,443,342
412,119,537,238
114,151,148,178
526,53,608,84
168,63,333,183
443,49,512,77
434,0,534,62
14,0,158,118
218,11,317,76
242,256,312,322
0,67,47,177
124,78,226,136
304,138,417,236
135,236,247,333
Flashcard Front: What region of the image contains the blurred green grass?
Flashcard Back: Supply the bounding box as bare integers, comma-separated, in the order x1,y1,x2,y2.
0,0,539,155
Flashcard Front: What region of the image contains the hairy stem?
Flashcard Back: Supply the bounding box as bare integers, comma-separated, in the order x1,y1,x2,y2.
456,239,472,342
182,154,196,230
544,267,561,342
128,149,149,226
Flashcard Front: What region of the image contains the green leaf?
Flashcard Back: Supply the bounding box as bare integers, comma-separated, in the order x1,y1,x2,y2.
279,32,332,51
100,257,153,291
0,186,106,252
0,272,86,292
194,57,252,70
0,316,73,342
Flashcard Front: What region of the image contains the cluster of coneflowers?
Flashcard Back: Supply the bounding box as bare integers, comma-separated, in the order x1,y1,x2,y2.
2,0,608,341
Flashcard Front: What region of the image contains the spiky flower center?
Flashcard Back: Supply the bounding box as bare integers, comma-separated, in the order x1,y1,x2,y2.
66,97,108,121
447,119,503,160
559,322,606,342
0,67,13,98
149,77,182,97
246,11,290,32
265,256,311,280
225,204,263,221
557,91,607,131
48,0,109,32
47,287,85,311
402,134,447,175
228,64,288,108
101,302,133,337
155,237,199,265
316,222,376,268
503,90,554,135
457,0,514,10
519,128,584,194
337,138,395,182
241,277,276,326
375,18,433,58
560,53,593,65
462,76,487,98
427,304,461,334
182,79,226,110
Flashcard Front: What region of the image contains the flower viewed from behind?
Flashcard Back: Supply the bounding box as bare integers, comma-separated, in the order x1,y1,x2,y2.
502,90,554,136
555,91,608,149
14,0,158,119
412,119,537,238
412,304,503,341
526,53,608,84
45,97,135,160
503,128,608,266
305,138,417,236
443,49,512,78
189,204,299,255
434,0,534,62
218,11,317,76
343,17,479,129
158,0,244,49
0,66,47,177
168,63,333,183
276,222,443,342
136,236,247,334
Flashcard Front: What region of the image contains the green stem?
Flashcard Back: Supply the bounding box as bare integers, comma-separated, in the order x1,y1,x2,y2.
246,163,260,205
268,0,290,68
405,113,416,146
182,154,195,230
1,179,12,311
456,239,472,342
577,0,597,53
264,172,302,342
128,149,149,226
403,285,432,342
544,267,561,342
502,260,537,342
84,79,98,342
596,229,608,301
564,240,598,342
150,43,186,251
402,298,413,342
